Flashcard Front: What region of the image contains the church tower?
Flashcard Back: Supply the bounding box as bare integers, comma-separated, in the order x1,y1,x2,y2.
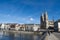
41,13,44,23
40,13,44,29
44,11,48,29
40,11,48,29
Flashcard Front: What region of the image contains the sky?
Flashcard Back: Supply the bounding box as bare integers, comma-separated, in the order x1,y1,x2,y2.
0,0,60,24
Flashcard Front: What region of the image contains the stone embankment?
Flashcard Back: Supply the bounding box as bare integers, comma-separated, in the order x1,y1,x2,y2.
45,32,59,40
0,30,43,34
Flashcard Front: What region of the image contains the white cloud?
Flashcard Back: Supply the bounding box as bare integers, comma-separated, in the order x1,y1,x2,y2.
29,17,34,21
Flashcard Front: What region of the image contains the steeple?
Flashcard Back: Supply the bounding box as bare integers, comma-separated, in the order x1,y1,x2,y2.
43,8,47,14
40,10,48,29
45,11,47,15
44,11,48,29
44,11,48,21
41,13,44,22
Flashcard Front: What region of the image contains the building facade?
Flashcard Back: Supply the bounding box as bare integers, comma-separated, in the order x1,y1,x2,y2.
33,24,40,31
25,24,40,31
0,23,10,30
54,20,60,32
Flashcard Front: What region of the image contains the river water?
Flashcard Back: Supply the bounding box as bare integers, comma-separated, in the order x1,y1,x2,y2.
0,31,41,40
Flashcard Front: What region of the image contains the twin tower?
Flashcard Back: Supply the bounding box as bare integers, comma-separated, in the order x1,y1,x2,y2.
40,11,48,29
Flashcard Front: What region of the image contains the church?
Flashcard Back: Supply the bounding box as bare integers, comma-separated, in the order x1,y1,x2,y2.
40,11,54,29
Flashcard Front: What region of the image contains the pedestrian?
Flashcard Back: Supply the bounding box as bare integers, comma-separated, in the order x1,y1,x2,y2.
48,31,50,35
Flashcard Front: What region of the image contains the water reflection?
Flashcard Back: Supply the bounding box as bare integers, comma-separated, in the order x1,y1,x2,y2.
0,31,41,40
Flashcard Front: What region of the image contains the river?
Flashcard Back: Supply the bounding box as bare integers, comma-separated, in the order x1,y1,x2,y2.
0,31,41,40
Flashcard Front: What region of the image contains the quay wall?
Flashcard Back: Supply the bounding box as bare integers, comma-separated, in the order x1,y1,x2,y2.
0,30,43,34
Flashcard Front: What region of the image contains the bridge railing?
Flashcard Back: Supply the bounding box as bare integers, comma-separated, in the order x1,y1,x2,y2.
40,31,48,40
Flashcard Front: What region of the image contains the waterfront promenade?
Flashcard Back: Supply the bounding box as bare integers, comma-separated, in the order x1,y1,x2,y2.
47,32,59,40
53,32,60,40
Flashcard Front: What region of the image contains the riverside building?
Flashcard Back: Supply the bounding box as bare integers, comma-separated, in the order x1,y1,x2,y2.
54,19,60,32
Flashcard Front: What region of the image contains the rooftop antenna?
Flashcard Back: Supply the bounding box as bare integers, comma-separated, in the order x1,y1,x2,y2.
52,16,54,22
44,8,47,14
44,8,47,12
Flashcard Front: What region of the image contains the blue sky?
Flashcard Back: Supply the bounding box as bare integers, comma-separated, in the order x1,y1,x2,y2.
0,0,60,24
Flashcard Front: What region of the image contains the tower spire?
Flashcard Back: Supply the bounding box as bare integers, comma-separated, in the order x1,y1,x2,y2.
52,16,54,22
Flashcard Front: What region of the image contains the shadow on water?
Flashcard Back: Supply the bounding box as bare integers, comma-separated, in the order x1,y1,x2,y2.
0,31,41,40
